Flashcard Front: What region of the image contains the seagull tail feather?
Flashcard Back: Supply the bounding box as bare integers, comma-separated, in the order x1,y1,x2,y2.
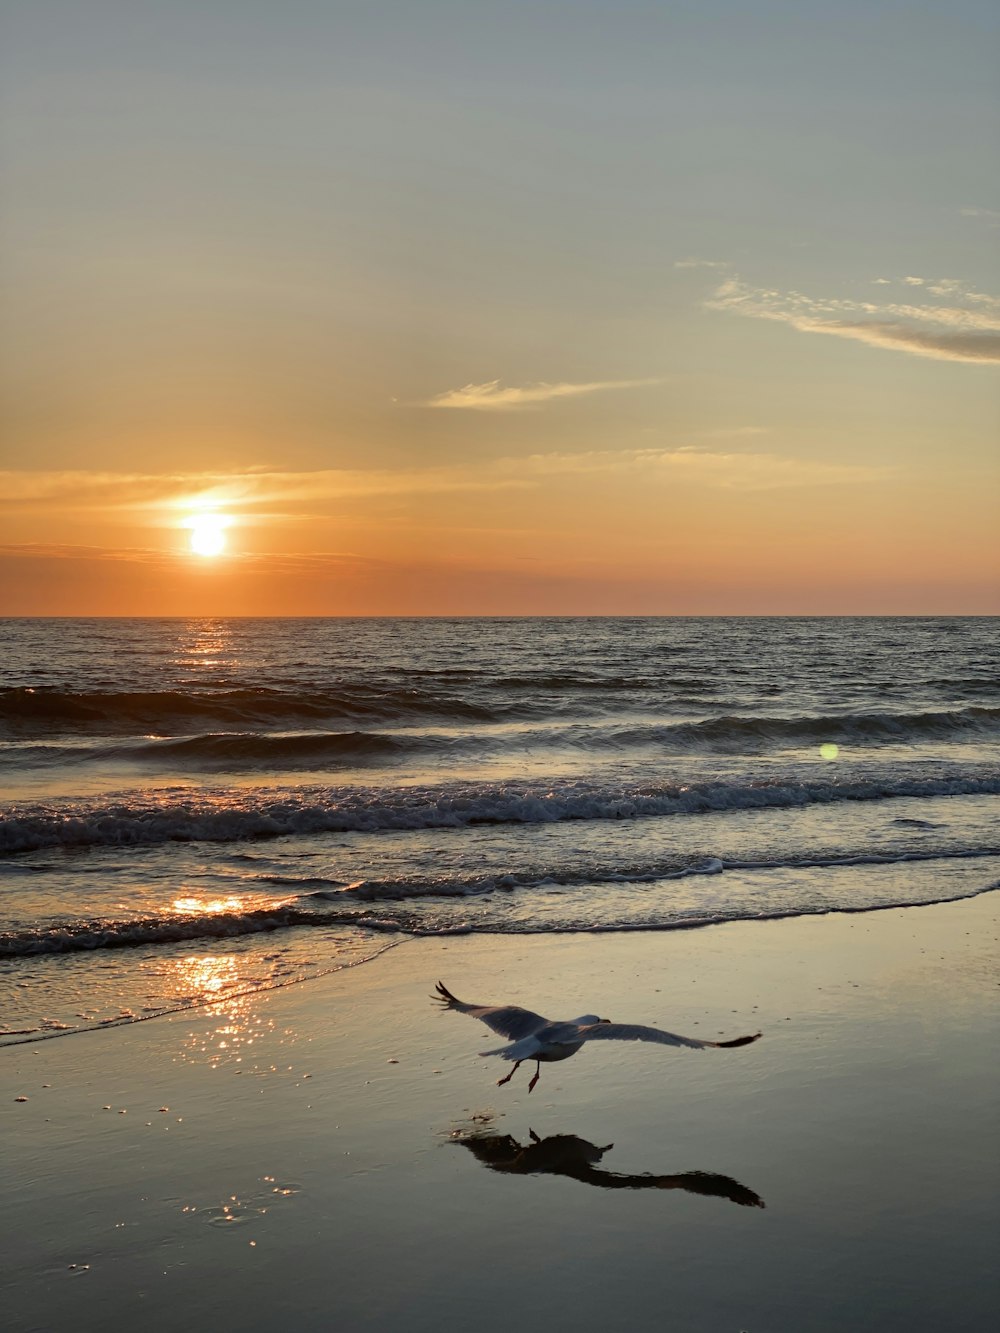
479,1044,519,1060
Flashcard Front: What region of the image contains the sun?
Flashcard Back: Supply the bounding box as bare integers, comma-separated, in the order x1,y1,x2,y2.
187,512,230,557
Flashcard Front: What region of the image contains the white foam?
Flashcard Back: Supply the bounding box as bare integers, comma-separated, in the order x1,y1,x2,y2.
4,774,1000,853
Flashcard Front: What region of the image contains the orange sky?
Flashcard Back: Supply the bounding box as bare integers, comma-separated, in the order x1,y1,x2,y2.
2,2,998,615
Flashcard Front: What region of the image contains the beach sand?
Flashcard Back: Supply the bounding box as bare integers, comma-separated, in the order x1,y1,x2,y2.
5,892,999,1333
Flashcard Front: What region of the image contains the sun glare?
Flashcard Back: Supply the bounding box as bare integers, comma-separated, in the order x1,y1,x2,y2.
172,896,246,915
187,512,230,557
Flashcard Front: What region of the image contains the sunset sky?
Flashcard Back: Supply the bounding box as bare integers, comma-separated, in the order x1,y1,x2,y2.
1,0,997,615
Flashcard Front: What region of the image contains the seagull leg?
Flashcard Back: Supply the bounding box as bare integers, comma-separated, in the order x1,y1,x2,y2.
497,1060,521,1087
527,1060,541,1093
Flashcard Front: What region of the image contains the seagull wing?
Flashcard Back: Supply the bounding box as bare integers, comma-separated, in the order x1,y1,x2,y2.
432,981,550,1041
577,1021,761,1050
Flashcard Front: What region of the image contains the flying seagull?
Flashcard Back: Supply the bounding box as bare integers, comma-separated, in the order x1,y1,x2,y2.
433,981,761,1093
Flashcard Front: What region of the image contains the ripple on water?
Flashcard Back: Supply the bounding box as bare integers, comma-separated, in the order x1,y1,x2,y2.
189,1177,304,1229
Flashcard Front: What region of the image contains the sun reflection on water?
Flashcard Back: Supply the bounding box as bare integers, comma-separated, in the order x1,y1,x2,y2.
164,951,313,1072
165,952,277,1066
169,952,245,1001
172,895,247,915
173,619,237,675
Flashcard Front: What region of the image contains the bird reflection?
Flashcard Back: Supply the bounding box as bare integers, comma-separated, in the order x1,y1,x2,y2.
453,1129,764,1208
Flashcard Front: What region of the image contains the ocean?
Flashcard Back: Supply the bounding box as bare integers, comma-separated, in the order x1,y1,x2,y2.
1,616,997,1044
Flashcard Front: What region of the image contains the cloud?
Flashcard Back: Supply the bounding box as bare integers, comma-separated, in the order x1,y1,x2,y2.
674,258,730,270
0,466,530,516
1,443,892,547
507,447,891,491
783,322,1000,363
705,273,1000,364
0,541,178,566
422,377,661,410
961,207,1000,227
0,541,375,575
699,426,770,440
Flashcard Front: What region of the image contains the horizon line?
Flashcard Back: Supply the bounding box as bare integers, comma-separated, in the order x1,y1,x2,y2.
1,613,994,622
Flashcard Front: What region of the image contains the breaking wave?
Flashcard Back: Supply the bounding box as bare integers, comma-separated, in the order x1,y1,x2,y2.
4,772,1000,853
3,845,997,958
0,902,329,957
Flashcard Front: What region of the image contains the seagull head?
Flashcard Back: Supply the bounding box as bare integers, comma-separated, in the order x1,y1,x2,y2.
573,1015,611,1026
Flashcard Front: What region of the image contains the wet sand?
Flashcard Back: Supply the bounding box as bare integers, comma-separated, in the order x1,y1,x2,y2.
5,892,999,1333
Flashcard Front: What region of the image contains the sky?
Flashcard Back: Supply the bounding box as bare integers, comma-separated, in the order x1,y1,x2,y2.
1,0,997,615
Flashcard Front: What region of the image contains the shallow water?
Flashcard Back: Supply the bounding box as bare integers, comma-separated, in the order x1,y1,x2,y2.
2,616,997,1038
5,904,999,1333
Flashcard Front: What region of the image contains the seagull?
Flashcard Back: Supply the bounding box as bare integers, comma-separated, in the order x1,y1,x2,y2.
433,981,761,1093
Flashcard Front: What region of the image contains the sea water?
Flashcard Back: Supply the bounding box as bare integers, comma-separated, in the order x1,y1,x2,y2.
1,617,997,1040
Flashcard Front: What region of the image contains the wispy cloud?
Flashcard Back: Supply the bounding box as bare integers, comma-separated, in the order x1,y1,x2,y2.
0,541,379,577
961,207,1000,227
1,442,892,543
705,273,1000,364
507,447,891,491
0,541,181,566
0,466,530,515
699,426,770,441
422,377,661,410
674,258,730,270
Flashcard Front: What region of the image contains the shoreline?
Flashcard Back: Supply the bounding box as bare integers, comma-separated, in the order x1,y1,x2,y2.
4,880,996,1052
5,891,999,1332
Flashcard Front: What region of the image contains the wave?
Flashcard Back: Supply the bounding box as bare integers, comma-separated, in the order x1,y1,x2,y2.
928,677,1000,695
3,772,1000,853
307,859,729,902
6,681,996,752
115,730,423,767
609,706,1000,749
450,673,716,691
0,685,503,737
304,845,999,902
6,703,998,776
0,903,332,957
2,729,467,771
4,851,997,958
